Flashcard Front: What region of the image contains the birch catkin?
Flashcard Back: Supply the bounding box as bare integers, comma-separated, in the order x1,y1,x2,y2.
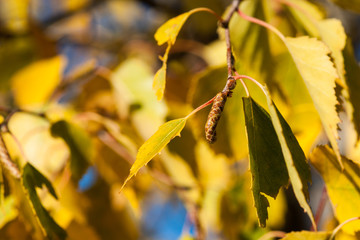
205,92,227,143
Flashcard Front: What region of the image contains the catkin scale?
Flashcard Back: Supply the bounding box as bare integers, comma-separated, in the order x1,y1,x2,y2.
205,92,227,143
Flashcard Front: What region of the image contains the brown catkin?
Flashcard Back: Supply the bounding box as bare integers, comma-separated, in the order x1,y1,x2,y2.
205,92,227,143
0,134,21,179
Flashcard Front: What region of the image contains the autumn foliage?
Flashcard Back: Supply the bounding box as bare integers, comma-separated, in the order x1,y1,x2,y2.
0,0,360,240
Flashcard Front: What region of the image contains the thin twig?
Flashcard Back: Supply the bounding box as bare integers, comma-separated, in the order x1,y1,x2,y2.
220,0,240,84
329,217,360,240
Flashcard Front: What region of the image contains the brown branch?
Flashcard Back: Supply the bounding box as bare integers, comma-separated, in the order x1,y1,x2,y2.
219,0,241,95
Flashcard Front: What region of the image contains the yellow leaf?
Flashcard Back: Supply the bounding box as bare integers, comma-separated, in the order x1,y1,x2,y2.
122,118,187,188
318,19,347,83
153,47,168,101
11,55,66,110
154,8,202,46
285,36,342,167
0,0,29,34
153,66,166,101
310,146,360,234
281,231,330,240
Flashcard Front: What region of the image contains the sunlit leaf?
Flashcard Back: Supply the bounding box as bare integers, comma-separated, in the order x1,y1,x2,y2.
154,8,202,46
153,8,208,100
243,97,289,227
122,118,187,188
318,19,346,83
310,146,360,234
281,231,330,240
22,163,66,239
153,45,170,101
285,36,341,167
11,55,66,110
50,120,93,179
265,88,314,228
0,196,18,228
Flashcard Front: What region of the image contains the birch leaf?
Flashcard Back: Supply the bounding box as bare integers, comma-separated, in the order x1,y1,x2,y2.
153,8,207,100
243,97,289,227
265,88,315,228
310,146,360,234
285,36,342,167
318,19,347,83
22,163,66,240
122,118,187,189
154,9,202,46
281,231,330,240
153,45,170,101
11,56,66,110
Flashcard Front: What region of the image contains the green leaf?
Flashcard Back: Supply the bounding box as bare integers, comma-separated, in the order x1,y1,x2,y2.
22,163,66,240
243,97,289,227
50,120,93,179
122,118,187,188
285,36,342,167
264,88,314,228
281,231,330,240
154,9,201,46
310,146,360,234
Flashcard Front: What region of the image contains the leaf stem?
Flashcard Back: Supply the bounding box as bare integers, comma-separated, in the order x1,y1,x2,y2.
238,77,250,97
234,73,268,97
192,7,223,22
329,216,360,240
237,8,286,42
185,96,216,119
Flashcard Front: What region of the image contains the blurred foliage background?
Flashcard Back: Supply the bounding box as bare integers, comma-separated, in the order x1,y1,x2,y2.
0,0,360,239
